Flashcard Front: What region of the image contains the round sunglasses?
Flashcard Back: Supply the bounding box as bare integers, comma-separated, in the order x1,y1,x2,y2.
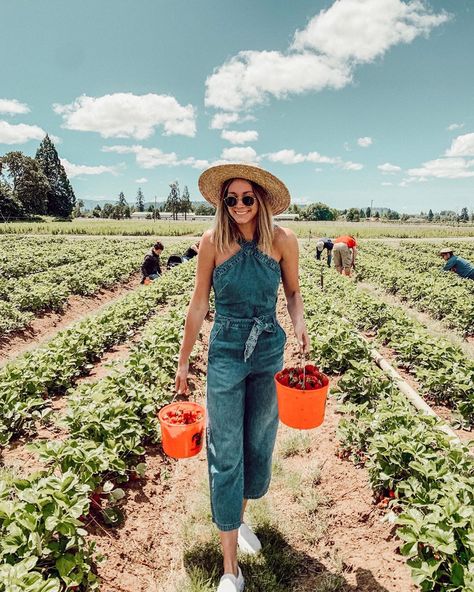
223,195,256,207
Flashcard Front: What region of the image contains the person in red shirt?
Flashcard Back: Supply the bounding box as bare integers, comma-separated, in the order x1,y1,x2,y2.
332,235,357,276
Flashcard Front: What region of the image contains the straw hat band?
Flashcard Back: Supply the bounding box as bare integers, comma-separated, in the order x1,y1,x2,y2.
198,164,291,216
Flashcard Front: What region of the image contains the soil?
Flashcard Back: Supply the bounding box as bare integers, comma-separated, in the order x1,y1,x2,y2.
86,295,417,592
0,272,143,366
356,281,474,358
364,335,473,444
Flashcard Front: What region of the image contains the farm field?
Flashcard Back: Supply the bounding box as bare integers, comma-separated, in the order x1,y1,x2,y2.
0,228,473,592
1,218,474,238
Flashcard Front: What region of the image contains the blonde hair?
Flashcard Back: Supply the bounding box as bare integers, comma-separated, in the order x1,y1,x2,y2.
213,178,274,255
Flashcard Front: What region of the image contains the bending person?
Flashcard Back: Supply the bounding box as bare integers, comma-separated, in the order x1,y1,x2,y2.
141,241,163,283
332,235,357,276
439,247,474,280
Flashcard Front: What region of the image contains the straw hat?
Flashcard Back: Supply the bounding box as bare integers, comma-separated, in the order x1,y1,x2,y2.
198,163,291,215
316,240,325,251
438,247,454,256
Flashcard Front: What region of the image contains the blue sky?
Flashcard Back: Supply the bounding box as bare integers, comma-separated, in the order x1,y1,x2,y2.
1,0,473,213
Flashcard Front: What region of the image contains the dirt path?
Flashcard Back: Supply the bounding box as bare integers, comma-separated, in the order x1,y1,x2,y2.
0,273,143,366
88,296,416,592
356,281,474,356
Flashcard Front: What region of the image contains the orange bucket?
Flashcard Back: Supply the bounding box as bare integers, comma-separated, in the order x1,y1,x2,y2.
143,277,152,285
158,402,205,459
275,373,329,430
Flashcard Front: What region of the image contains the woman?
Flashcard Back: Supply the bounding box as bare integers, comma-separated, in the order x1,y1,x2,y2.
175,163,309,592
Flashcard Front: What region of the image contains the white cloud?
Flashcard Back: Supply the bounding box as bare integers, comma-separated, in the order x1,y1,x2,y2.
210,112,239,129
378,162,401,173
205,51,351,111
220,146,259,163
135,177,148,183
53,93,196,139
265,148,362,170
0,121,45,144
407,157,474,179
266,149,338,165
343,142,351,151
445,132,474,157
357,136,373,147
206,1,448,115
341,161,364,171
0,99,30,116
292,0,450,63
447,122,464,131
381,182,393,186
102,144,209,169
61,158,122,178
221,129,259,144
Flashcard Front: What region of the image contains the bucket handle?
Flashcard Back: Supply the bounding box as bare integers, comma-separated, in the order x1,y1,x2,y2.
300,350,306,391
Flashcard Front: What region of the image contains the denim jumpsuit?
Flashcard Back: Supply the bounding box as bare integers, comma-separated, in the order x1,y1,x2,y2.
207,238,286,531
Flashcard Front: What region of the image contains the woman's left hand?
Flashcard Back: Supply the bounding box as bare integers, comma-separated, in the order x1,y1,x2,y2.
294,320,310,353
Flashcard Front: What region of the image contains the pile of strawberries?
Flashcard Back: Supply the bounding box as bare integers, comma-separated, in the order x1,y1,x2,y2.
276,364,327,391
161,407,203,425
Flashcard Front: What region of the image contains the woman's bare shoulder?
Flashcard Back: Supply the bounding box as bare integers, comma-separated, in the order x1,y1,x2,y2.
274,225,297,248
200,229,215,248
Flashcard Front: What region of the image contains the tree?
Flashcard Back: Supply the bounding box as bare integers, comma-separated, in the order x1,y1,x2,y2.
386,209,400,220
346,208,360,222
165,181,181,220
428,209,434,222
0,151,49,215
301,202,336,221
365,206,371,218
72,199,84,218
136,187,145,212
112,192,128,219
181,185,192,220
92,204,102,218
194,202,216,216
374,211,380,220
460,207,469,222
0,179,24,221
101,203,114,218
359,208,366,219
35,135,75,217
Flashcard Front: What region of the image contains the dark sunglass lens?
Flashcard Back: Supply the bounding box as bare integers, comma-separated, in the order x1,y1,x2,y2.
224,196,237,207
242,196,255,206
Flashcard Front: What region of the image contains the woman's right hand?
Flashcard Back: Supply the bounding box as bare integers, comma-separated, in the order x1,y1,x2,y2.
175,360,190,395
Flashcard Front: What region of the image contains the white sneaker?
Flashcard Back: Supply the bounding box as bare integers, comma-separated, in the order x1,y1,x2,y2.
238,523,262,554
217,566,245,592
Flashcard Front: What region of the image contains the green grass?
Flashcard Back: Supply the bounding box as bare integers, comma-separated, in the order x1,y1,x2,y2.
2,218,474,237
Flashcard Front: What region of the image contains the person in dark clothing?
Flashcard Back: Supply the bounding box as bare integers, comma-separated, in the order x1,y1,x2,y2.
315,238,333,267
141,241,164,283
182,241,200,261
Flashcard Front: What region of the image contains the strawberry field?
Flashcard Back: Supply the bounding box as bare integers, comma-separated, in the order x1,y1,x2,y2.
0,234,473,592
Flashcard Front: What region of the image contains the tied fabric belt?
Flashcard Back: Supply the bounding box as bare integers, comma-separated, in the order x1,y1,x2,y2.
214,313,277,362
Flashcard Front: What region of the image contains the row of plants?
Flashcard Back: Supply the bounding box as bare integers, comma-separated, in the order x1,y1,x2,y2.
0,267,194,590
299,258,474,591
337,363,474,592
306,253,474,427
0,249,190,446
366,241,474,296
0,239,160,336
355,242,474,335
0,236,99,280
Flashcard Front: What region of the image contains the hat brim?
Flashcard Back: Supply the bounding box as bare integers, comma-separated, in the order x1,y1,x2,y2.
198,163,291,215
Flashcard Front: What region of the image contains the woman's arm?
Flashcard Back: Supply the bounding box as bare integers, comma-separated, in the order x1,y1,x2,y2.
277,228,310,353
175,230,215,394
